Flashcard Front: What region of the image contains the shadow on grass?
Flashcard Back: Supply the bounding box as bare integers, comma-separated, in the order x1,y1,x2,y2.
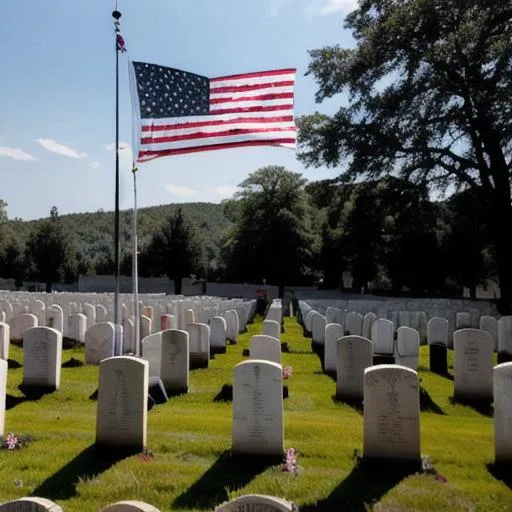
449,396,493,417
31,444,133,500
420,387,445,415
487,462,512,490
331,395,363,415
172,450,278,509
7,358,22,369
301,458,417,512
6,385,57,410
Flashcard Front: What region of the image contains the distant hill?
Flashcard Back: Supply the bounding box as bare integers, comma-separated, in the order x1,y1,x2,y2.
6,202,230,275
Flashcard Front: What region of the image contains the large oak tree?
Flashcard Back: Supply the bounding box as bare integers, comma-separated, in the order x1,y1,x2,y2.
298,0,512,309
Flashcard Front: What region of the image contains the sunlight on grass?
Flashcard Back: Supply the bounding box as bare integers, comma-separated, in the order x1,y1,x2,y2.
1,316,511,511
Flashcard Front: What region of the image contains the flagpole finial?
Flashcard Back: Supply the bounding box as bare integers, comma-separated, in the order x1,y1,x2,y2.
112,10,122,20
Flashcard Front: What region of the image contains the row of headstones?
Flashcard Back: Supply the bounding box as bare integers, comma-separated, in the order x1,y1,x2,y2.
0,494,296,511
300,304,512,359
90,356,512,464
0,299,255,360
0,312,244,435
0,294,256,346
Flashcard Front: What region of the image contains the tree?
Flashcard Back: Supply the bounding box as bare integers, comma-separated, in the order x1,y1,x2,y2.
25,207,76,292
223,166,318,297
140,208,202,294
298,1,512,309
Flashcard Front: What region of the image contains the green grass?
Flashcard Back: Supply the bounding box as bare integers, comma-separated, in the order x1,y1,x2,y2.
1,317,511,511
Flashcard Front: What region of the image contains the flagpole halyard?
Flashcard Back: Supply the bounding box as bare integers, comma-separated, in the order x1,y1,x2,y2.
113,6,122,355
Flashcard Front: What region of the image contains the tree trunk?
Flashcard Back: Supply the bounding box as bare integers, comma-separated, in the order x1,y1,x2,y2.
490,168,512,313
46,282,52,293
174,276,183,295
278,283,285,299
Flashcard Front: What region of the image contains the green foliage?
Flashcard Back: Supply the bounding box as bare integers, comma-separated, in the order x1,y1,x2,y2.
140,207,203,294
24,208,78,291
1,317,510,511
223,166,319,294
299,0,512,307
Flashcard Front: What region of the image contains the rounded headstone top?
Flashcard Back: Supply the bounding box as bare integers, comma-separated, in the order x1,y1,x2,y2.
0,497,63,512
214,494,296,512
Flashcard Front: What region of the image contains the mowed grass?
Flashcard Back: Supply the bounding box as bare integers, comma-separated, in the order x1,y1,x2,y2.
1,316,511,511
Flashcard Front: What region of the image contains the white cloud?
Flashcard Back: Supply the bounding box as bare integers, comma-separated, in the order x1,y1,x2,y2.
211,185,237,198
161,182,197,197
0,146,38,161
308,0,358,16
103,142,131,152
89,161,101,169
36,138,87,159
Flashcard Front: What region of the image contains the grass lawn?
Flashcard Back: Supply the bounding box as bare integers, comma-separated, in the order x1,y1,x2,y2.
1,316,511,511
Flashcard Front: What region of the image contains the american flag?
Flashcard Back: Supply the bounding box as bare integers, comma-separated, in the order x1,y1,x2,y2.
130,61,297,162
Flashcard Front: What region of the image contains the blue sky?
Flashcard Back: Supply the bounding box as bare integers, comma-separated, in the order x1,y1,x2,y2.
0,0,356,221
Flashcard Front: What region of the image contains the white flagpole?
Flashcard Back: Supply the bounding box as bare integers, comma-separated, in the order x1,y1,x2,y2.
132,165,141,355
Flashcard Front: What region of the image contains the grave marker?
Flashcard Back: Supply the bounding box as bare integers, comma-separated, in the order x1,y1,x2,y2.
232,360,284,456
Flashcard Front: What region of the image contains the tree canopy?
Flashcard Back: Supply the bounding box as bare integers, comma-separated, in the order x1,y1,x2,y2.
298,0,512,308
222,166,319,296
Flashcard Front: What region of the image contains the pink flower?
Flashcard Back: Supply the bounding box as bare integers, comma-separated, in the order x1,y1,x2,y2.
6,433,18,450
282,366,293,380
283,447,298,473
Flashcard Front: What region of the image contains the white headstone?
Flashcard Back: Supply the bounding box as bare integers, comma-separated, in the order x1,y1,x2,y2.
362,312,377,340
85,322,115,365
214,495,295,512
453,328,493,401
479,315,498,351
324,323,344,373
83,303,96,331
0,497,63,512
398,311,410,328
9,313,38,341
263,319,281,341
140,315,152,340
187,323,210,368
47,305,63,334
232,359,284,456
161,329,189,393
395,327,420,371
345,312,363,336
96,356,148,451
22,327,62,390
250,335,281,365
427,317,449,345
210,316,227,352
225,310,239,343
69,313,87,343
0,322,9,361
311,314,327,345
96,304,109,323
370,318,394,355
363,365,420,461
493,362,512,463
325,307,341,325
498,316,512,357
456,312,472,330
336,336,373,400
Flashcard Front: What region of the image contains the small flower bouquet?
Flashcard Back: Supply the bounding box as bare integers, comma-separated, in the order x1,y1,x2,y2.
282,365,293,380
282,447,299,473
0,433,33,451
